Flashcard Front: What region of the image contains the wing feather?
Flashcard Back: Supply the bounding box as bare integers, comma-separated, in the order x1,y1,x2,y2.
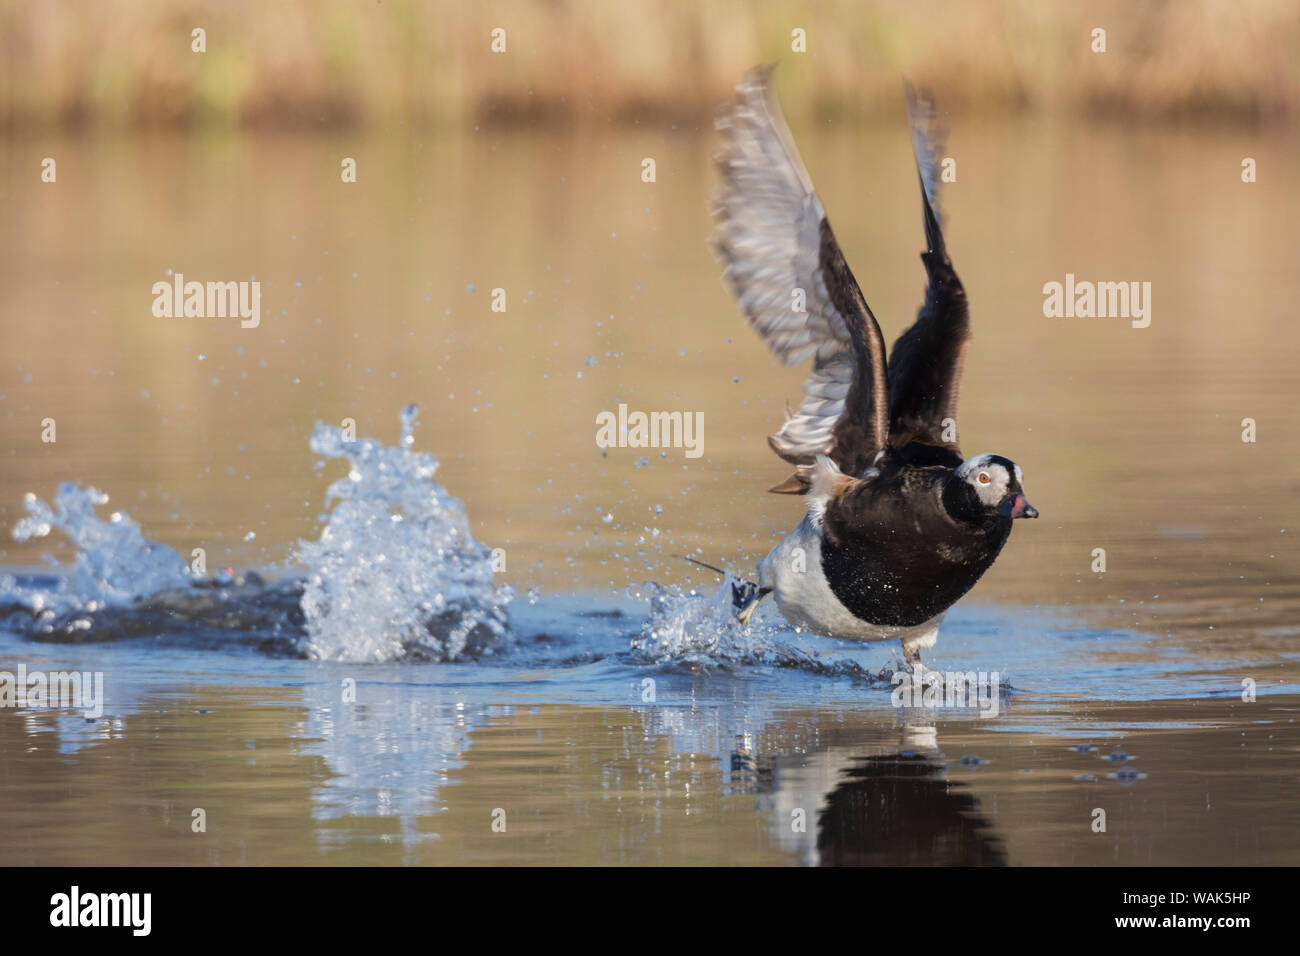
711,67,890,492
887,84,970,451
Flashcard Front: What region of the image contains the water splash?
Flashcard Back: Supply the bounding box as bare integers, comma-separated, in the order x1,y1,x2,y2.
296,404,512,662
2,483,189,617
631,576,897,684
632,575,767,664
2,407,511,662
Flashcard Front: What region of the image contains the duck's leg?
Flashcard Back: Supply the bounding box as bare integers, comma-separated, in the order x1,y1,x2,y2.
903,641,924,669
900,623,940,671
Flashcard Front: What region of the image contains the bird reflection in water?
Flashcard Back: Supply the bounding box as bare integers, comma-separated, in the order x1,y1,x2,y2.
737,723,1005,866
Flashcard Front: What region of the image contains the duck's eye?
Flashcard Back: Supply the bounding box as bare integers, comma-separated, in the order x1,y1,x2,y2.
977,472,991,484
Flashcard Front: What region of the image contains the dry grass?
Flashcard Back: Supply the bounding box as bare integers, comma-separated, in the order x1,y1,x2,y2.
1,0,1297,129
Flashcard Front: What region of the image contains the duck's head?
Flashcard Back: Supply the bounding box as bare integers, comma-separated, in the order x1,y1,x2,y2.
948,453,1038,522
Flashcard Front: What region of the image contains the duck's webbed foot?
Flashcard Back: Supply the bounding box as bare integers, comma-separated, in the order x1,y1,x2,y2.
732,580,771,626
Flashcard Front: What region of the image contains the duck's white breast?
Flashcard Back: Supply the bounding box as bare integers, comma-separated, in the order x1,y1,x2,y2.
758,516,943,650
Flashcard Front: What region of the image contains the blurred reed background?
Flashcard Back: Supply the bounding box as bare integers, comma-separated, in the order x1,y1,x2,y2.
1,0,1297,131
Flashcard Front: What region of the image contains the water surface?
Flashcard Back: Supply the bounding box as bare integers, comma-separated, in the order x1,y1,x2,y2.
1,119,1297,864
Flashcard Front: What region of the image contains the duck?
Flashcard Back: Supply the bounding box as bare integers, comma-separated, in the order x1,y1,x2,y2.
709,68,1037,667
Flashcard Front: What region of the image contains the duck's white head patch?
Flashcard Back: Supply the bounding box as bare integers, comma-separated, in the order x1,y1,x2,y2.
956,452,1020,508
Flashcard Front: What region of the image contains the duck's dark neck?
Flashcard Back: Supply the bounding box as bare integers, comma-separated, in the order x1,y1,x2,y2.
941,475,1001,530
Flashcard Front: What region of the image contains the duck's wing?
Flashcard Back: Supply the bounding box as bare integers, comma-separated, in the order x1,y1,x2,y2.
886,84,970,453
711,67,890,495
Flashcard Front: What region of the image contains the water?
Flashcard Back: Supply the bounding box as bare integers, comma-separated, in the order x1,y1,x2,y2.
295,405,511,662
1,121,1298,865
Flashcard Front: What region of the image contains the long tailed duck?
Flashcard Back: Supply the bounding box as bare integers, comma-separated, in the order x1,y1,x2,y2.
710,68,1037,666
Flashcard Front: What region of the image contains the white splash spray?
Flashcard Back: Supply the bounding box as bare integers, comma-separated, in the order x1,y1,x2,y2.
296,405,512,662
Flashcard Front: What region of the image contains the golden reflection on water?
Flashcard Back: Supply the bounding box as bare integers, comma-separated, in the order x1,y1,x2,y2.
2,122,1298,646
1,687,1294,866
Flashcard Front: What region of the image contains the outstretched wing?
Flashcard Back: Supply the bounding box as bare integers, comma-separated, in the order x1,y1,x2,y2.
886,83,970,452
711,67,890,494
